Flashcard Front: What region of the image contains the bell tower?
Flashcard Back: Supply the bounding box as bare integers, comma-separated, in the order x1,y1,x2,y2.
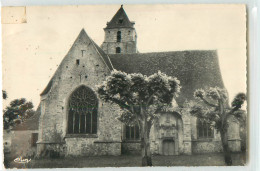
101,5,137,54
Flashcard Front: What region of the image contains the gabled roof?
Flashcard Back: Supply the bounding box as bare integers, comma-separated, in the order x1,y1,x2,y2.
109,50,224,105
105,5,135,29
12,105,41,130
40,29,114,96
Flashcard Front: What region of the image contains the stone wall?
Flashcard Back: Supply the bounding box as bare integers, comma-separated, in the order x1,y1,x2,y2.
121,141,141,155
192,140,223,153
101,28,137,54
37,29,122,157
11,130,38,158
66,138,121,156
190,115,241,153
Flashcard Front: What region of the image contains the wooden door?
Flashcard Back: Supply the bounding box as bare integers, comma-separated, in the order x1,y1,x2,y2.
163,140,175,155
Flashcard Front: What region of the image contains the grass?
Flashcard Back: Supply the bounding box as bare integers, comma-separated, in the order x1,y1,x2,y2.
5,152,246,168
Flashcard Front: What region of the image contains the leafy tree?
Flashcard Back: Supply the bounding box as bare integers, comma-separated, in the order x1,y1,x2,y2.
189,88,246,166
3,98,35,129
97,70,180,166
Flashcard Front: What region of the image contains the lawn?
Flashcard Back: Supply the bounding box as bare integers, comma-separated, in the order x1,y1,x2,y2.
5,152,246,169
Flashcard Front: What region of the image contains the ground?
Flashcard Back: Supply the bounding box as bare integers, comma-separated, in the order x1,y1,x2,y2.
4,152,246,168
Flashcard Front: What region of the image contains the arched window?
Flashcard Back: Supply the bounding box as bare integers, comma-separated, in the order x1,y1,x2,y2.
197,119,214,138
125,124,140,140
116,47,121,54
117,31,121,42
67,86,98,134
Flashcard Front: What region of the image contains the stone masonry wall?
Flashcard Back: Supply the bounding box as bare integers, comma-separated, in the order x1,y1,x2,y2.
101,28,137,54
38,29,122,156
11,130,38,158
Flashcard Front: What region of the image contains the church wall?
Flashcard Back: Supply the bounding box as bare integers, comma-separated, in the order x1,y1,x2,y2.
190,115,241,153
104,28,136,42
101,28,137,54
190,116,222,153
37,30,122,157
149,113,185,155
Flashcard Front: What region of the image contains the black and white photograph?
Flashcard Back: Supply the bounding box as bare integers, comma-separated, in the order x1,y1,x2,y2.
2,4,247,168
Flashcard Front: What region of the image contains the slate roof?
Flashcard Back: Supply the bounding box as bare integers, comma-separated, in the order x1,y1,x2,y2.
12,105,41,130
109,50,224,105
105,5,135,29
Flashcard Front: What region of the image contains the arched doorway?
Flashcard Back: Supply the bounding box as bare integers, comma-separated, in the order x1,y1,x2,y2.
67,85,98,134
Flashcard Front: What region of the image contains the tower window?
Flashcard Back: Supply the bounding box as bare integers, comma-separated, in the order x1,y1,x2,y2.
116,47,121,53
76,59,80,65
119,19,123,24
117,31,121,42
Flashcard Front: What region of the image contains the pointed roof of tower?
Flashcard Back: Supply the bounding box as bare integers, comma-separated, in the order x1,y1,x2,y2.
105,5,135,29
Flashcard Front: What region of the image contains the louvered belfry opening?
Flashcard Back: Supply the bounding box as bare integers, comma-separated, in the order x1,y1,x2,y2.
117,31,121,42
67,86,98,134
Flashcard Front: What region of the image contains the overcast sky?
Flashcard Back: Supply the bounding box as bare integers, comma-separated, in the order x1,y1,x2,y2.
2,4,246,109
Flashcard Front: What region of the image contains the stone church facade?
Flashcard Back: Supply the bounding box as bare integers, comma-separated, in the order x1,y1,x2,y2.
36,6,241,157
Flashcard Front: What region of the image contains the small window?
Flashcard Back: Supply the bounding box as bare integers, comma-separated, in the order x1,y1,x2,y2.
31,133,38,147
119,19,123,24
197,119,214,139
116,47,121,54
81,50,86,57
125,124,140,140
128,30,131,35
117,31,121,42
76,59,80,65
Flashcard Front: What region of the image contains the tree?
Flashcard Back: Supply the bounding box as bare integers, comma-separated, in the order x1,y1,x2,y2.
189,87,246,166
97,70,180,166
3,98,35,129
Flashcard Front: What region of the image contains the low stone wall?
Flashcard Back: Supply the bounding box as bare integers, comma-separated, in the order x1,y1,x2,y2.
192,140,223,153
65,138,121,156
121,141,141,155
11,130,38,158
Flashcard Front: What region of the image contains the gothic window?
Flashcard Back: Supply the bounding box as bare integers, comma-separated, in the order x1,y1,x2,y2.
197,119,214,138
116,47,121,53
125,124,140,140
76,59,80,65
67,86,98,134
117,31,121,42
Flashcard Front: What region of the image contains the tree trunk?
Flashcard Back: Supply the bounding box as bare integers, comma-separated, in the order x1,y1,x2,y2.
220,130,232,166
140,120,152,166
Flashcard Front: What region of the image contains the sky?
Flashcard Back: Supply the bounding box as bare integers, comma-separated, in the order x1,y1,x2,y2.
2,4,247,109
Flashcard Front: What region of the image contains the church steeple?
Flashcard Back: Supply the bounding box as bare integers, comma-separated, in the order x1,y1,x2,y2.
105,5,135,29
101,5,137,54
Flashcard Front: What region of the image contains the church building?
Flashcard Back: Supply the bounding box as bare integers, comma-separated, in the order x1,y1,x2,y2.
35,5,241,157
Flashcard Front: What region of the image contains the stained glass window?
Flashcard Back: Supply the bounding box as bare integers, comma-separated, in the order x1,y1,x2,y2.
68,86,98,134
